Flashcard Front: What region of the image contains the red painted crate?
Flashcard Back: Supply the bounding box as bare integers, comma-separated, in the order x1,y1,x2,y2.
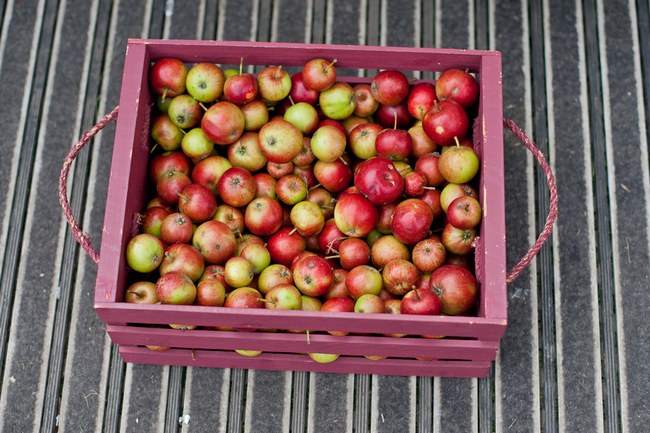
94,39,506,378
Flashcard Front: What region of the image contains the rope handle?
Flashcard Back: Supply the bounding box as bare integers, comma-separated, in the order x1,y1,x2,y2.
503,118,559,283
58,108,557,282
58,105,119,264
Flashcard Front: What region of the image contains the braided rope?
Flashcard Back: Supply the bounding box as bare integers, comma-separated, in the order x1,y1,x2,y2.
503,117,559,283
58,105,120,264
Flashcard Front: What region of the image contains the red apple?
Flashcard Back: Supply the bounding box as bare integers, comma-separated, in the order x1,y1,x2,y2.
441,224,477,255
412,236,446,273
191,155,233,194
223,71,258,105
257,263,293,295
370,234,411,268
141,206,171,237
151,114,183,151
382,258,420,296
437,144,480,184
409,124,438,157
257,65,291,102
306,188,335,220
192,220,237,265
276,174,308,205
263,284,303,310
345,265,383,299
201,101,245,145
159,243,205,282
349,122,382,160
390,198,434,244
178,183,217,223
156,171,192,206
401,288,442,315
353,83,380,116
301,58,337,91
227,131,267,172
407,82,437,119
149,150,192,182
354,156,404,205
435,69,479,108
414,152,445,187
196,279,226,306
213,204,245,235
167,94,202,129
224,286,264,309
149,58,187,99
324,268,349,299
267,160,294,179
333,192,378,238
403,171,429,197
375,127,413,161
240,99,269,131
440,183,479,213
429,264,477,315
217,166,256,208
159,212,193,244
253,172,277,199
311,124,347,162
354,294,385,314
156,271,197,305
335,237,370,270
290,72,319,105
313,158,353,193
290,200,325,237
292,255,333,297
375,102,413,129
125,281,159,304
267,226,306,267
371,70,410,106
317,218,346,255
447,195,482,229
422,99,469,146
244,196,284,236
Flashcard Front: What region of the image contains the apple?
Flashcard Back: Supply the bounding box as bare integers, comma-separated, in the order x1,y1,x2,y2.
341,115,369,135
441,224,477,255
235,233,265,256
201,101,245,145
257,263,293,295
180,127,214,162
257,65,291,102
156,271,197,305
212,204,244,236
149,150,191,182
429,264,477,315
263,284,303,310
317,218,346,255
159,212,193,244
156,170,192,206
223,286,264,309
235,349,263,357
345,265,383,299
199,264,227,285
125,233,165,274
313,158,353,193
224,256,254,288
290,72,319,104
447,195,482,229
320,296,355,335
319,82,356,120
354,156,404,205
407,82,437,119
307,353,340,364
301,58,337,91
420,188,445,221
382,258,420,296
276,174,308,205
401,288,442,315
151,114,183,151
370,234,411,268
371,70,410,106
333,237,370,270
353,83,380,116
240,99,269,132
192,220,237,265
227,131,267,172
333,192,378,238
159,243,205,282
239,242,271,274
292,255,333,297
324,268,349,299
196,279,226,306
244,196,284,236
437,143,479,184
354,293,385,315
422,99,469,146
403,171,429,196
311,124,347,162
267,226,306,267
217,166,256,208
167,94,202,129
258,118,304,164
348,122,382,160
375,101,413,129
375,126,413,161
141,206,171,237
412,236,446,273
375,203,396,234
253,172,277,199
186,63,225,103
283,101,319,134
414,152,445,187
306,187,335,220
125,281,159,304
267,161,294,179
290,200,325,237
409,124,437,157
191,155,233,194
439,183,479,213
435,69,479,108
178,183,217,223
390,198,434,245
149,58,187,99
223,66,258,105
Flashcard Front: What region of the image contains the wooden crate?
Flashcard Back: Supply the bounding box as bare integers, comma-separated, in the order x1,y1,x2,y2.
94,39,506,378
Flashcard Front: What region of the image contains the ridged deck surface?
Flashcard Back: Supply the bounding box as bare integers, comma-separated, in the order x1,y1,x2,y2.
0,0,649,432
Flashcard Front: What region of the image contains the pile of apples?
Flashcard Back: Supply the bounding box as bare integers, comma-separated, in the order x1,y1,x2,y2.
124,55,483,345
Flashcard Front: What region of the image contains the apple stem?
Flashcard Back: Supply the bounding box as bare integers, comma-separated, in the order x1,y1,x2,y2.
393,112,398,130
191,349,196,361
324,254,340,259
308,183,322,191
289,227,298,236
339,156,349,165
454,136,461,147
238,57,244,75
126,290,143,299
150,142,159,154
324,59,338,73
161,88,168,102
423,186,436,190
288,95,295,106
199,102,209,111
306,330,311,345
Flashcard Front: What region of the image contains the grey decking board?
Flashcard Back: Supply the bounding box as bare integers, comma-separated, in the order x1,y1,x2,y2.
243,369,290,433
307,373,351,433
371,375,414,433
547,0,605,431
602,0,650,432
529,0,559,431
415,376,433,433
583,0,623,432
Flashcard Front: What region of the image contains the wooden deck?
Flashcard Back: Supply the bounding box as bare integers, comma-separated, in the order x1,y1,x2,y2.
0,0,649,432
